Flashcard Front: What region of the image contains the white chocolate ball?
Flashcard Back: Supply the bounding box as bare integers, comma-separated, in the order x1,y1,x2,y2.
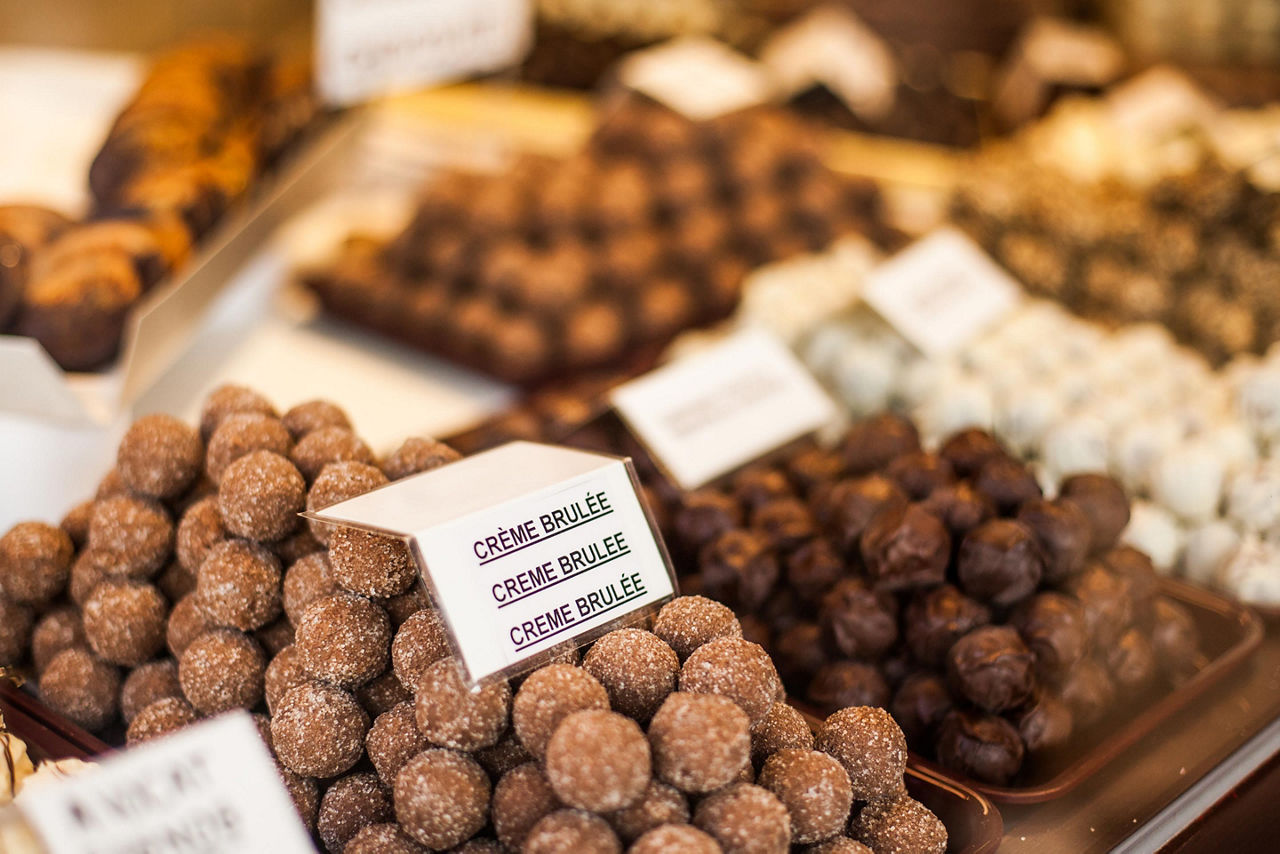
1181,520,1242,588
1217,535,1280,606
1150,441,1226,523
1042,415,1110,481
1226,462,1280,534
1122,501,1185,572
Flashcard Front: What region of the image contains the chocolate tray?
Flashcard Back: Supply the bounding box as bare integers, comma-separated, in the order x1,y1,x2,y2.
922,577,1262,804
1,680,108,764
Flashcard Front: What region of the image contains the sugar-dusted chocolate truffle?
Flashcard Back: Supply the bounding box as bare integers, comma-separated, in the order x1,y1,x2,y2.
83,579,167,666
157,560,196,602
752,498,818,552
1059,474,1130,554
381,436,460,481
474,730,533,780
1017,499,1090,583
653,595,743,662
815,707,906,802
760,748,852,844
774,622,826,687
673,491,743,555
121,658,181,723
306,461,389,545
164,591,210,657
367,701,430,786
414,657,510,751
583,628,679,722
68,550,110,606
1106,627,1157,691
607,779,687,843
806,839,872,853
30,606,85,673
786,538,843,604
750,700,814,767
1057,657,1115,728
649,692,751,794
694,782,790,854
317,773,392,854
904,585,991,668
808,661,890,710
117,414,203,499
820,476,908,555
936,709,1025,785
346,823,427,854
947,625,1036,713
1015,690,1073,752
292,427,376,483
90,496,173,579
680,637,779,725
493,762,560,851
1009,592,1088,682
381,585,429,628
39,647,119,731
277,766,320,833
60,500,94,548
126,696,199,744
357,669,409,716
283,399,352,440
852,795,946,854
973,456,1043,516
179,627,266,714
1150,596,1200,678
524,810,620,854
253,616,293,658
176,496,227,574
196,539,282,631
546,709,650,812
1064,564,1135,648
218,450,305,542
512,663,610,758
282,552,335,625
891,672,953,747
205,413,293,484
957,519,1045,607
391,608,449,691
887,452,956,501
630,825,719,854
820,578,899,661
273,527,323,565
940,429,1007,478
330,526,416,598
265,644,310,715
841,414,921,475
0,597,32,666
394,749,489,849
199,384,277,442
296,592,391,688
699,529,779,612
274,681,369,778
860,504,950,592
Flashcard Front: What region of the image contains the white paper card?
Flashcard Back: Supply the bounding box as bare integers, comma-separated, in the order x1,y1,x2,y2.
618,37,774,120
19,713,313,854
1107,66,1220,140
863,228,1023,358
611,328,838,490
316,0,533,106
309,442,675,685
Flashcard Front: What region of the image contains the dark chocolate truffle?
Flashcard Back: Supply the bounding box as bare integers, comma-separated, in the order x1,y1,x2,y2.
649,692,751,793
939,429,1008,478
1059,474,1130,554
178,628,265,714
90,496,173,579
699,529,779,612
1016,499,1091,583
126,696,199,744
972,456,1042,515
330,526,416,598
820,476,908,555
841,414,920,475
752,498,818,552
273,681,369,778
545,709,651,812
886,452,956,501
493,762,561,851
394,749,489,849
512,663,610,759
1015,691,1074,752
583,628,679,722
217,450,305,542
694,782,790,854
1009,592,1088,682
851,795,946,854
820,578,899,661
414,657,510,751
117,414,203,499
947,625,1036,713
891,672,953,747
919,482,994,538
1150,596,1200,678
652,595,742,662
807,661,890,711
786,538,844,604
367,701,431,786
680,637,780,725
904,585,991,668
1057,657,1116,728
860,503,950,591
195,539,282,631
1106,627,1157,691
815,707,907,802
1064,564,1135,648
296,592,391,688
317,773,393,854
957,519,1044,607
1101,545,1159,622
39,647,120,731
935,709,1025,785
673,491,743,556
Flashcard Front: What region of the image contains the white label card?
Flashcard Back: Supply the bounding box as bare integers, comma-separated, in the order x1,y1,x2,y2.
618,37,775,120
611,328,838,490
863,228,1023,357
308,442,675,686
316,0,533,106
19,713,314,854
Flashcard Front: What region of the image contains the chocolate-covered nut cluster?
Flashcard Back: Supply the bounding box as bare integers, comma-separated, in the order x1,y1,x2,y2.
674,416,1202,785
2,39,315,371
306,98,891,384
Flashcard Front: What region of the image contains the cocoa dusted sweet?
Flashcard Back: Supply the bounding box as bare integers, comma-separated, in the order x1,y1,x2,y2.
673,491,743,556
694,782,790,854
179,628,265,715
273,680,369,779
116,414,203,499
852,795,947,854
652,595,742,662
860,503,950,592
195,539,282,631
30,606,85,673
120,658,181,723
306,462,388,545
166,593,211,658
815,706,907,802
265,644,309,714
947,625,1036,713
394,749,490,849
391,608,450,691
217,450,305,542
366,701,430,786
295,592,391,689
699,529,779,612
524,809,620,854
1009,593,1088,682
806,839,872,854
492,762,561,851
583,628,679,722
279,767,321,833
204,413,293,484
473,731,533,781
1059,474,1130,554
414,657,510,751
750,701,814,767
545,709,651,812
357,669,409,717
39,647,120,731
759,749,852,844
90,496,172,579
329,527,416,598
808,661,890,710
199,385,277,442
283,400,352,440
891,672,953,747
904,585,991,668
512,663,610,759
175,496,227,574
0,598,32,666
292,427,376,483
842,414,921,475
381,437,460,481
630,825,720,854
83,579,167,666
126,696,199,744
820,578,899,661
317,773,393,854
1016,499,1090,583
345,824,426,854
935,709,1025,785
649,692,751,794
956,519,1045,607
606,780,688,843
282,552,337,626
680,637,780,725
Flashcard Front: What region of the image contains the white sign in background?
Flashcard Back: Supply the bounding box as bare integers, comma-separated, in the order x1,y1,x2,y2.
19,713,314,854
316,0,533,106
611,328,839,490
309,442,675,686
862,228,1023,358
617,37,775,121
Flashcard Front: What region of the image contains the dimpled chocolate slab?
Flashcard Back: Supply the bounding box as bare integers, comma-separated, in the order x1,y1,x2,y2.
492,762,561,851
295,592,391,688
512,662,610,759
317,772,393,854
394,749,490,849
694,782,791,854
653,595,743,662
583,628,678,722
649,692,751,794
39,646,120,731
413,657,510,751
815,707,906,802
178,627,265,715
631,824,721,854
116,414,203,499
523,809,620,854
759,749,852,844
852,795,946,854
273,680,369,779
545,709,651,812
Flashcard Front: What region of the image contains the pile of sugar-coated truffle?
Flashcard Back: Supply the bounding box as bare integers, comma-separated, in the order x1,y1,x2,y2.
304,97,893,384
0,385,945,852
668,415,1203,785
0,37,315,370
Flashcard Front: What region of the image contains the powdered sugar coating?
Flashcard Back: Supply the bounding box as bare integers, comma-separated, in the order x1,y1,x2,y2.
680,637,780,725
318,772,393,854
199,384,278,441
851,795,946,854
648,692,751,794
512,663,610,759
205,413,293,484
176,497,227,574
195,539,282,631
30,606,85,673
217,450,305,543
391,609,450,690
492,762,561,851
653,595,742,661
381,437,460,481
265,644,310,714
694,783,791,854
630,824,720,854
178,628,265,714
545,709,651,812
89,496,172,579
39,647,119,731
358,669,411,716
345,823,426,854
330,527,416,598
815,707,907,802
806,838,873,853
255,618,294,658
292,427,376,483
278,766,320,832
121,658,182,723
367,701,431,786
523,810,620,854
583,628,679,722
751,702,815,768
126,696,198,744
606,780,688,843
283,400,352,440
473,730,534,779
83,579,168,665
758,749,852,844
306,461,388,545
166,593,211,657
394,749,490,849
117,414,203,499
283,552,336,625
0,521,73,605
295,592,391,688
273,681,369,778
413,657,510,750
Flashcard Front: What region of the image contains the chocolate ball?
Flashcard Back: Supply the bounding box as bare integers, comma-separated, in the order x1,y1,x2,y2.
673,491,743,555
391,608,450,691
699,529,779,612
1015,691,1074,752
205,413,293,485
904,585,991,668
1101,545,1159,622
381,436,460,481
947,625,1036,713
414,657,510,750
939,429,1007,478
83,579,167,666
760,749,852,844
283,552,336,625
820,578,899,661
919,482,994,538
630,825,718,854
39,647,119,731
30,606,85,673
381,585,429,628
60,500,94,548
196,539,282,631
473,730,533,780
732,467,793,511
583,628,679,722
306,462,388,545
680,637,779,725
165,592,209,658
852,795,947,854
750,701,814,767
887,452,956,501
936,709,1025,785
1150,596,1200,678
785,446,846,496
317,773,392,854
357,669,409,717
0,597,32,666
545,709,651,812
176,496,227,574
752,498,818,552
274,681,369,778
786,538,843,604
117,414,203,499
972,457,1042,516
957,519,1045,607
157,560,196,603
649,692,751,793
366,700,430,786
1016,499,1091,583
330,527,416,598
345,824,426,854
652,595,742,662
493,762,560,851
292,427,376,483
1064,564,1135,648
1059,474,1130,554
860,503,950,592
283,400,352,440
815,707,906,802
606,779,688,842
278,767,321,833
807,662,890,711
179,628,265,714
90,496,173,579
1009,593,1088,682
891,672,953,747
120,658,181,723
296,592,391,688
841,414,920,475
512,664,611,760
394,749,490,849
524,810,619,854
1057,657,1116,728
819,476,908,556
805,839,872,854
199,384,277,441
773,622,826,688
1106,627,1157,691
265,644,309,714
126,696,198,744
694,782,790,854
217,450,305,542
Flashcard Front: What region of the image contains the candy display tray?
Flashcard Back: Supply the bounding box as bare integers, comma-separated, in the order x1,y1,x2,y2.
1,679,108,764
